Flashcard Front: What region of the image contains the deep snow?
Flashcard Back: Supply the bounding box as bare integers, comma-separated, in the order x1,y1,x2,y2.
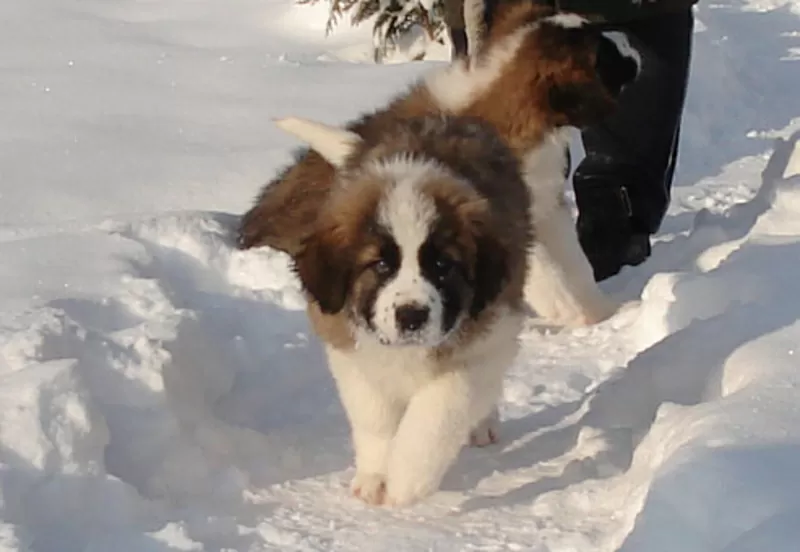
1,0,799,550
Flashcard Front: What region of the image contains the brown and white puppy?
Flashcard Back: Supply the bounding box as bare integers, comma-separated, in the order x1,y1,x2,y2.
283,114,531,507
238,1,641,327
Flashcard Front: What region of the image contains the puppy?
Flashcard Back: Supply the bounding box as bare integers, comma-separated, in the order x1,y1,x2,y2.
238,1,641,327
281,115,531,506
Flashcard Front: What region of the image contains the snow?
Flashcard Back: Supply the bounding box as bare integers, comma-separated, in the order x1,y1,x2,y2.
0,0,799,550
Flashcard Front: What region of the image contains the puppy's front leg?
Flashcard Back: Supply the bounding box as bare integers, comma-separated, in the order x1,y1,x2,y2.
327,349,404,505
385,369,492,506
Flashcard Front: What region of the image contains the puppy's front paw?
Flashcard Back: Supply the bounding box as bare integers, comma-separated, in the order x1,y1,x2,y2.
384,462,444,507
385,477,436,507
350,472,386,505
469,421,498,447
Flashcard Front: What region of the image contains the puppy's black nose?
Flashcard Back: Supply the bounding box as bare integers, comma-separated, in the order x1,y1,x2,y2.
395,304,430,333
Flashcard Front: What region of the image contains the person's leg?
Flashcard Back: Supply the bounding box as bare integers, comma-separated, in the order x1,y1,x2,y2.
574,9,695,281
443,0,469,58
445,0,501,59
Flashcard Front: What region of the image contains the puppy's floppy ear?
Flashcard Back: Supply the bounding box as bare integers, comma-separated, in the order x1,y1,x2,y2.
470,232,510,317
292,227,353,314
548,79,615,129
595,30,641,98
458,200,510,317
547,28,641,128
273,116,362,168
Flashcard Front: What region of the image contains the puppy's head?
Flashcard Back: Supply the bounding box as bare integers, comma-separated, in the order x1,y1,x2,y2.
485,4,642,129
536,15,641,127
278,117,510,348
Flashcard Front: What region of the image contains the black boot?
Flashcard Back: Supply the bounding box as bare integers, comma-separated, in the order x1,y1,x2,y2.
574,9,694,281
575,174,653,281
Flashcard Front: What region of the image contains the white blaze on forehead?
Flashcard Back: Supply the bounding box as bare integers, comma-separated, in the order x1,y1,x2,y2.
375,161,438,255
369,154,470,256
602,30,643,71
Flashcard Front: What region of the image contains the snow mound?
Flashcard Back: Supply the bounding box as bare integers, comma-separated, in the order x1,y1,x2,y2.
0,211,347,550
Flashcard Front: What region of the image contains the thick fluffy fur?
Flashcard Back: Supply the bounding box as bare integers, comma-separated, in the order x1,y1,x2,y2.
292,116,531,506
238,0,640,327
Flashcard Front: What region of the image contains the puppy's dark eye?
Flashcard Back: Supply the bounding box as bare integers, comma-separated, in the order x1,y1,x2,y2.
433,255,458,280
435,257,452,271
372,259,392,276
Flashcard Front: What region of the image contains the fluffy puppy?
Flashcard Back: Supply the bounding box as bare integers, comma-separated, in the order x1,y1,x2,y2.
284,114,531,506
238,0,641,327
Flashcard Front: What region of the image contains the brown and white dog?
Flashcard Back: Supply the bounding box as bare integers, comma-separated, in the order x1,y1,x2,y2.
238,2,642,506
286,115,530,506
239,1,641,328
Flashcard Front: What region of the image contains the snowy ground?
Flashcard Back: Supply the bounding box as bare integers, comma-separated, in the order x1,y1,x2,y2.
1,0,800,550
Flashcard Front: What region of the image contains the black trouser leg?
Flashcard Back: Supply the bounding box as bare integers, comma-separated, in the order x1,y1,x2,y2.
572,9,694,280
448,0,497,59
449,27,469,58
443,0,469,59
574,10,695,236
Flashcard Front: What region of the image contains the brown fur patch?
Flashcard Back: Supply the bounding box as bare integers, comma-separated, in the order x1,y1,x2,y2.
295,177,385,350
465,4,620,154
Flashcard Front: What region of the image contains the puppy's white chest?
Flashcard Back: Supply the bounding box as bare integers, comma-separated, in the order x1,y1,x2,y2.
349,343,440,400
